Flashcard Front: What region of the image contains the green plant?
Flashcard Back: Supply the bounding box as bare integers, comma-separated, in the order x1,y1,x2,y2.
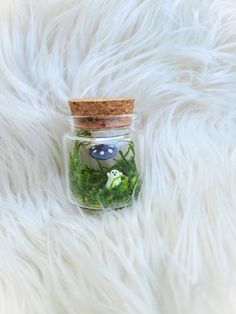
69,129,141,209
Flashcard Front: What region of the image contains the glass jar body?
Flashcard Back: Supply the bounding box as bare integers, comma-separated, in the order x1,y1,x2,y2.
63,127,141,211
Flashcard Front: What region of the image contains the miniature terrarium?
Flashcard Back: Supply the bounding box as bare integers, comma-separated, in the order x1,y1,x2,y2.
63,98,142,211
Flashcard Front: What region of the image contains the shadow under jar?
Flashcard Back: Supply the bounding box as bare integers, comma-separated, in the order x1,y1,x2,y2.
63,98,142,212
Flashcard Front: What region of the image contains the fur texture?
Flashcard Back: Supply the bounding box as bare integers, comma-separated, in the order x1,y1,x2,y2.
1,0,236,313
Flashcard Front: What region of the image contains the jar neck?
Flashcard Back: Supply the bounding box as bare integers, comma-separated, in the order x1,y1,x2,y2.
67,113,138,138
72,127,131,138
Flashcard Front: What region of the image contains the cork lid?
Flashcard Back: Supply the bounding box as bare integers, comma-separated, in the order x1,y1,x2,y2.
68,97,135,129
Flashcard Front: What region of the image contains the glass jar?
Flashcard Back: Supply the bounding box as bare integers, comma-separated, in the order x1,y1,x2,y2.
63,113,142,211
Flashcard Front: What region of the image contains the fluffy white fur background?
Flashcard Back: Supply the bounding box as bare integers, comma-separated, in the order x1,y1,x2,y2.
1,0,236,313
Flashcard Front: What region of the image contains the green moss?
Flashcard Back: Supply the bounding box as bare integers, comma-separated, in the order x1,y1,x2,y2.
69,129,141,210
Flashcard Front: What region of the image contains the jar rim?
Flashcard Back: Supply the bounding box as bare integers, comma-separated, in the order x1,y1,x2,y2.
66,113,137,130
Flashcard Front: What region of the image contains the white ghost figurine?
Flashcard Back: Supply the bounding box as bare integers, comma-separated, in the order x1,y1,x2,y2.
106,169,123,189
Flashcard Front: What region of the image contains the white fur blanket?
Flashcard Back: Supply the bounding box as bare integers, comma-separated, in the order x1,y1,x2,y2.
0,0,236,313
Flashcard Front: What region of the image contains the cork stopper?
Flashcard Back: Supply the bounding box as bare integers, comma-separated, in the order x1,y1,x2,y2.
68,97,135,129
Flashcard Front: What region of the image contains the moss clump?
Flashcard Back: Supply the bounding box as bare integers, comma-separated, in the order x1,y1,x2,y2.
69,130,141,210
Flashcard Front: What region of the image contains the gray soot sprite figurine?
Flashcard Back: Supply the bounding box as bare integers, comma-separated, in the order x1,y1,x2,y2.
89,144,117,160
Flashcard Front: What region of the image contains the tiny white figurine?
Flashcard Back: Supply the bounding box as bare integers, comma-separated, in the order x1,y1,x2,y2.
106,169,123,189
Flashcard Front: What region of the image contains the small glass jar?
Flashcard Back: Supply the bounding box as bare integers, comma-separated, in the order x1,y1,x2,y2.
63,98,142,212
